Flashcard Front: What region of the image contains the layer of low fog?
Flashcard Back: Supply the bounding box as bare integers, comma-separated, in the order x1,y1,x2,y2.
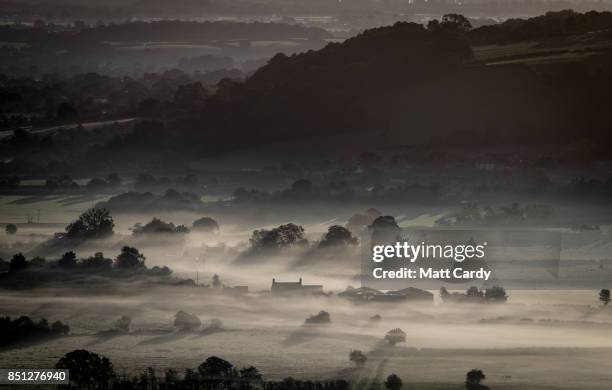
3,196,612,389
2,287,612,388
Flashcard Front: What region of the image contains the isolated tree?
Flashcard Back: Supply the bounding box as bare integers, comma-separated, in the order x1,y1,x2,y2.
384,328,406,345
212,274,222,288
305,311,331,324
346,208,381,232
369,216,401,244
250,223,307,250
113,315,131,333
56,349,115,390
600,289,611,306
319,225,358,247
484,286,507,302
174,311,201,331
51,320,70,335
465,369,486,389
198,356,234,389
385,374,403,390
57,251,77,268
65,208,114,240
115,246,145,269
5,224,17,235
192,217,220,232
349,350,367,366
9,253,27,272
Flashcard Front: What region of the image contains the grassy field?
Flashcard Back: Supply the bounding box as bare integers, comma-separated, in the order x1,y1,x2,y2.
1,289,612,389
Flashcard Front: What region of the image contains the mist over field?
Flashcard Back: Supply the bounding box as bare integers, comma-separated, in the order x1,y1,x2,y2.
1,190,612,389
3,1,612,389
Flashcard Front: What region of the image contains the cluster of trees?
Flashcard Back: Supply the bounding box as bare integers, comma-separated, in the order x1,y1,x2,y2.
132,218,190,236
319,225,359,248
5,18,474,163
5,247,171,277
130,216,220,235
246,223,358,256
54,351,265,390
0,315,69,347
41,172,134,195
440,286,508,303
249,223,308,252
0,69,239,133
427,14,474,32
173,310,224,333
84,174,122,192
3,252,44,273
52,348,490,390
65,208,114,240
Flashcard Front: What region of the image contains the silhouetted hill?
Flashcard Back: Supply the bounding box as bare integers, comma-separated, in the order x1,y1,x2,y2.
29,11,612,163
164,17,612,154
182,22,474,148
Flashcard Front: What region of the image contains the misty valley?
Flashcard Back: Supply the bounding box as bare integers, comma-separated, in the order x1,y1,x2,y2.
1,176,612,390
2,4,612,390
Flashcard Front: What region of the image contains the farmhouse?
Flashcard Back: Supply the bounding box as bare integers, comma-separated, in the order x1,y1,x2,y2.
339,286,433,302
271,278,323,295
